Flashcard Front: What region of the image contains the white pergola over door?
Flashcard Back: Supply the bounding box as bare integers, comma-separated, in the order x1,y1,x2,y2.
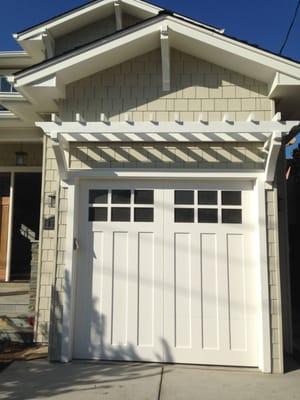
73,180,259,367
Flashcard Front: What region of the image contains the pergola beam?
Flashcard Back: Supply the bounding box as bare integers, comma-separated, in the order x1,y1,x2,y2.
36,120,298,135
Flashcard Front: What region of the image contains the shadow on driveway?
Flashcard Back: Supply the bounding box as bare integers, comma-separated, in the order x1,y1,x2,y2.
0,359,162,400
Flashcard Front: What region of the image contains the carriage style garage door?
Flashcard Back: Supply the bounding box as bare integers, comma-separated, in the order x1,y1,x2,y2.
73,180,259,367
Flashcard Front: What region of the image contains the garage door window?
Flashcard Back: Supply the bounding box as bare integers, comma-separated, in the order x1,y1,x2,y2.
88,189,154,222
174,190,242,224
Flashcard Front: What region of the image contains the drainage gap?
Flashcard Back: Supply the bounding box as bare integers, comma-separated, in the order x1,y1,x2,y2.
158,366,164,400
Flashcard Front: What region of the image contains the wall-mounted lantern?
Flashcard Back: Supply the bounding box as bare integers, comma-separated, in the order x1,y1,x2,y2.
47,193,56,208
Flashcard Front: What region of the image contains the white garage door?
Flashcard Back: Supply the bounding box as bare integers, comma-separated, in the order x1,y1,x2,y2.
73,180,259,366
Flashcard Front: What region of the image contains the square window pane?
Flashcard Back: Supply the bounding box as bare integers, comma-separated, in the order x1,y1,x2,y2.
134,190,154,204
111,207,130,221
174,190,194,205
198,191,217,205
0,77,11,92
198,208,218,223
112,190,131,204
89,190,108,204
222,209,242,224
174,208,194,223
221,191,241,205
89,207,107,222
134,208,154,222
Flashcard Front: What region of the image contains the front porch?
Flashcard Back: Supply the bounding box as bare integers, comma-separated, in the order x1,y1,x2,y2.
0,142,42,282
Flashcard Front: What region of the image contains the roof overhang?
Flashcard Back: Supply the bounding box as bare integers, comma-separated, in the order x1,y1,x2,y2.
12,15,300,111
0,92,42,122
13,0,162,62
0,52,34,69
0,126,43,141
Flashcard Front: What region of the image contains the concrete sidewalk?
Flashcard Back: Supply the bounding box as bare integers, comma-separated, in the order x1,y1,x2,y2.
0,359,300,400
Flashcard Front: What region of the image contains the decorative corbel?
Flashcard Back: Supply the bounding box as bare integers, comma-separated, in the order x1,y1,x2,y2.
160,23,170,92
265,131,282,183
114,1,123,31
42,29,55,59
50,132,69,182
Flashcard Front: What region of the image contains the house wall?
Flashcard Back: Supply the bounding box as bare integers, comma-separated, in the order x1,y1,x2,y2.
0,143,42,166
69,142,266,170
55,13,140,56
35,49,284,373
34,137,55,342
59,49,274,122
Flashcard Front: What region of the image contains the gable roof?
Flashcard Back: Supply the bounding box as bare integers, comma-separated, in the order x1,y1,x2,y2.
7,3,300,117
13,0,223,62
13,12,300,83
14,0,222,39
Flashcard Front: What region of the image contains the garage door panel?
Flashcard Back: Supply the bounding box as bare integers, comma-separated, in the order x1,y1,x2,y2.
174,233,192,349
111,231,128,346
74,181,259,367
137,232,155,347
201,233,219,350
227,233,247,351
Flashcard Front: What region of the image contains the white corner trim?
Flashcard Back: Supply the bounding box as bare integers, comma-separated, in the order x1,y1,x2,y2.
114,1,123,31
255,178,272,373
61,182,78,362
265,131,282,183
160,23,170,92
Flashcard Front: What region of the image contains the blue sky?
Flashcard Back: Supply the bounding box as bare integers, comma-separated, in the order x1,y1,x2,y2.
1,0,299,156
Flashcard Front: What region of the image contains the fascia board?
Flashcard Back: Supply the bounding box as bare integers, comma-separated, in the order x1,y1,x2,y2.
121,0,161,15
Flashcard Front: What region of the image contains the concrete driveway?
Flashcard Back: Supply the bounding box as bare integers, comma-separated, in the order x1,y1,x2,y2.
0,359,300,400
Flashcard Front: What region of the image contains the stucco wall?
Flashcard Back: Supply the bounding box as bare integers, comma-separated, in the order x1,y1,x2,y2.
0,143,42,166
59,49,274,122
55,13,140,56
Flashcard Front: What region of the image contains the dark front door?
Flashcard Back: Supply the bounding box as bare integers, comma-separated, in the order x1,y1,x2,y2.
10,173,42,281
0,173,11,281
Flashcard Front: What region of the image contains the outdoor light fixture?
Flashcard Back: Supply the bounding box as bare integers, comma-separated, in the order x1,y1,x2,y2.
47,193,56,208
15,144,27,166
